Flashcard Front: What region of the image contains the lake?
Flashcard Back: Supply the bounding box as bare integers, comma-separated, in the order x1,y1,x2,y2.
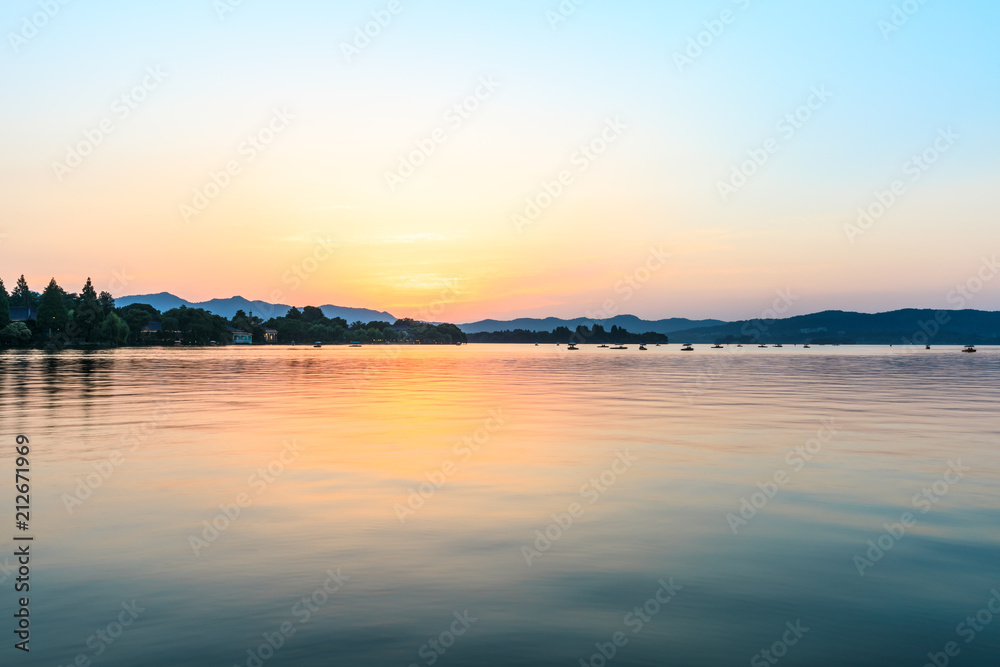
1,344,998,666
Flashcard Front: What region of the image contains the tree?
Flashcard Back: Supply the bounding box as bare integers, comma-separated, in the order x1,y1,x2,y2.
436,323,468,344
161,306,228,345
0,278,10,330
100,312,130,346
307,323,331,342
285,307,302,320
119,304,158,342
232,309,251,331
99,291,115,313
62,290,80,314
75,277,105,342
0,322,31,347
268,316,309,343
12,275,30,308
37,278,69,332
302,306,326,323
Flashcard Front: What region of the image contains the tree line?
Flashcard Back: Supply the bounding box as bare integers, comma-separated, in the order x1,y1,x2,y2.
468,324,670,344
0,275,129,348
0,276,468,348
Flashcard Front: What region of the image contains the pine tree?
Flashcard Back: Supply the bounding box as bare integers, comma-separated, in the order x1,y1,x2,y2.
12,275,30,308
98,291,115,313
0,278,10,329
76,277,105,342
37,278,69,332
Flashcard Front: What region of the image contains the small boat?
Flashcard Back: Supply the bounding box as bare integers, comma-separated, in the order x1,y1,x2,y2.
737,344,743,348
962,345,977,353
803,344,811,349
681,345,694,351
655,344,661,347
639,345,647,351
611,345,628,350
535,343,539,346
925,345,931,350
567,344,579,351
455,342,462,346
173,340,182,347
349,342,362,347
208,341,217,346
313,342,323,348
597,344,609,348
758,344,768,348
773,344,784,348
711,344,723,349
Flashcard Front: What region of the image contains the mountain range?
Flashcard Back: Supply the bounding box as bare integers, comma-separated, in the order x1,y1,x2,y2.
115,293,394,323
114,294,999,344
664,309,1000,345
456,315,725,335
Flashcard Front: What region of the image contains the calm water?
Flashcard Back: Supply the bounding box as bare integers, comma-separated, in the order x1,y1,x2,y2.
1,345,998,666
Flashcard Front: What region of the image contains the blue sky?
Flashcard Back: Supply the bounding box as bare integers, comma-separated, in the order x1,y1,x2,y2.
2,0,998,319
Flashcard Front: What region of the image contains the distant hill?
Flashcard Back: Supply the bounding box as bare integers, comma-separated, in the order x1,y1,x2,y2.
110,297,1000,344
667,309,1000,345
458,315,725,335
116,293,395,322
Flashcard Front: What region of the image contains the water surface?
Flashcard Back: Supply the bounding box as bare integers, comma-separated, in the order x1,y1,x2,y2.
1,345,998,666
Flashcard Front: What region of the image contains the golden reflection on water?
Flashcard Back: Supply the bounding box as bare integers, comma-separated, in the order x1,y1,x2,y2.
1,345,999,666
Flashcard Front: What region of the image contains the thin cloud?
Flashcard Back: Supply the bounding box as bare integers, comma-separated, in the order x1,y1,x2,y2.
351,232,468,245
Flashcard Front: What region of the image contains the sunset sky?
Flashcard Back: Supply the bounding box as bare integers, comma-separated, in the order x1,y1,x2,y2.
2,0,998,322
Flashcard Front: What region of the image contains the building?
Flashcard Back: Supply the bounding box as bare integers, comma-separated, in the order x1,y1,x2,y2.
9,307,37,322
227,326,252,344
263,328,278,343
